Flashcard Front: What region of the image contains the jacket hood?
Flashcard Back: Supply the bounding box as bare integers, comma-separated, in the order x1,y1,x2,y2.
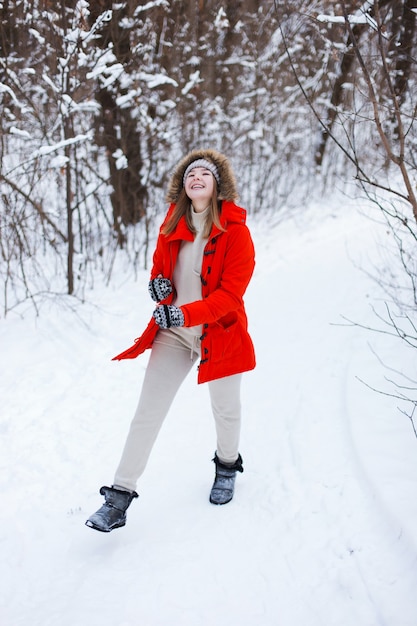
166,148,238,203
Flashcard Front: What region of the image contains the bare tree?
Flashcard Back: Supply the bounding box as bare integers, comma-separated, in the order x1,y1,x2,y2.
6,1,402,314
278,0,417,427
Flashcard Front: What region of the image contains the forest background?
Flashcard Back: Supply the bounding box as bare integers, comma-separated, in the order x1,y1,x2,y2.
0,0,416,329
3,4,417,622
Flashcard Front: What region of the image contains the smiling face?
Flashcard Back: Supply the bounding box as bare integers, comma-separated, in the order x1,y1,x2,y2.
184,167,216,211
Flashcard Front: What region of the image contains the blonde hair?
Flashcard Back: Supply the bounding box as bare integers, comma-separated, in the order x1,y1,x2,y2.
162,187,225,238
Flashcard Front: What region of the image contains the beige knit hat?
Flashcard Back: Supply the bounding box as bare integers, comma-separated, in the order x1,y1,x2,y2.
166,148,238,203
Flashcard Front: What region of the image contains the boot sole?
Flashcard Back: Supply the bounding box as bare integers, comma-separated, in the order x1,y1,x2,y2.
85,519,126,532
209,495,233,505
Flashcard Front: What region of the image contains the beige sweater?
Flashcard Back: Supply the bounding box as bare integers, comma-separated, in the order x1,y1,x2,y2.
171,206,209,340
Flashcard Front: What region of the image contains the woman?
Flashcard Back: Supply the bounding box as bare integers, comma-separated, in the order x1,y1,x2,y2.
86,148,256,532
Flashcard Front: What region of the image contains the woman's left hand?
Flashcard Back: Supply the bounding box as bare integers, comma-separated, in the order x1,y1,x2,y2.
153,305,185,329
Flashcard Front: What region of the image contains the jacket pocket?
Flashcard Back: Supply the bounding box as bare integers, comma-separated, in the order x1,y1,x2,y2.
209,314,242,363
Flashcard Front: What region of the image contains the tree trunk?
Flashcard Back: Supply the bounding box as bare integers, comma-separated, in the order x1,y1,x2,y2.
315,0,393,167
392,0,417,106
88,2,148,243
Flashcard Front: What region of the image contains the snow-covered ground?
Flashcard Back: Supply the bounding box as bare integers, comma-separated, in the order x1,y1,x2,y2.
1,199,417,626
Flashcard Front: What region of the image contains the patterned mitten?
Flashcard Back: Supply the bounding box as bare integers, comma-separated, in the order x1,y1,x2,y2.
148,277,173,302
153,305,185,329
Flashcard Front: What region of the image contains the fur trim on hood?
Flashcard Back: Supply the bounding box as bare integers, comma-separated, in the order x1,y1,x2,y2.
166,148,238,203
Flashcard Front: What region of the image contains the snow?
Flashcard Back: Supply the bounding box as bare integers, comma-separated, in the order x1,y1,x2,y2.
317,14,369,25
133,0,170,15
138,72,178,89
0,82,18,101
29,134,93,159
182,71,203,96
112,149,128,170
1,200,417,626
9,126,32,139
316,8,380,33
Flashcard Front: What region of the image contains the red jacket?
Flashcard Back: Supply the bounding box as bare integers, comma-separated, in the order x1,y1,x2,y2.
112,200,256,383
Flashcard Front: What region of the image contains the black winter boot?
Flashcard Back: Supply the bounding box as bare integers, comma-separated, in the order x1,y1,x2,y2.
85,486,138,532
209,453,244,505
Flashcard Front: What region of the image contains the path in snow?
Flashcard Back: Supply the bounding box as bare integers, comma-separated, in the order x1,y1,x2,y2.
1,204,417,626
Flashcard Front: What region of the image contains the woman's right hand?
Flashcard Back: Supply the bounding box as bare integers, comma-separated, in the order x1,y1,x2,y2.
148,276,173,302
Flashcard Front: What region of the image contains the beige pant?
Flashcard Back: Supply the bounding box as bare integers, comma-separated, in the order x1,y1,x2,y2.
113,329,242,492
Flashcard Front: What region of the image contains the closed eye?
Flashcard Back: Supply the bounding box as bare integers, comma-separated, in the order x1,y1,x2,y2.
187,168,212,178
